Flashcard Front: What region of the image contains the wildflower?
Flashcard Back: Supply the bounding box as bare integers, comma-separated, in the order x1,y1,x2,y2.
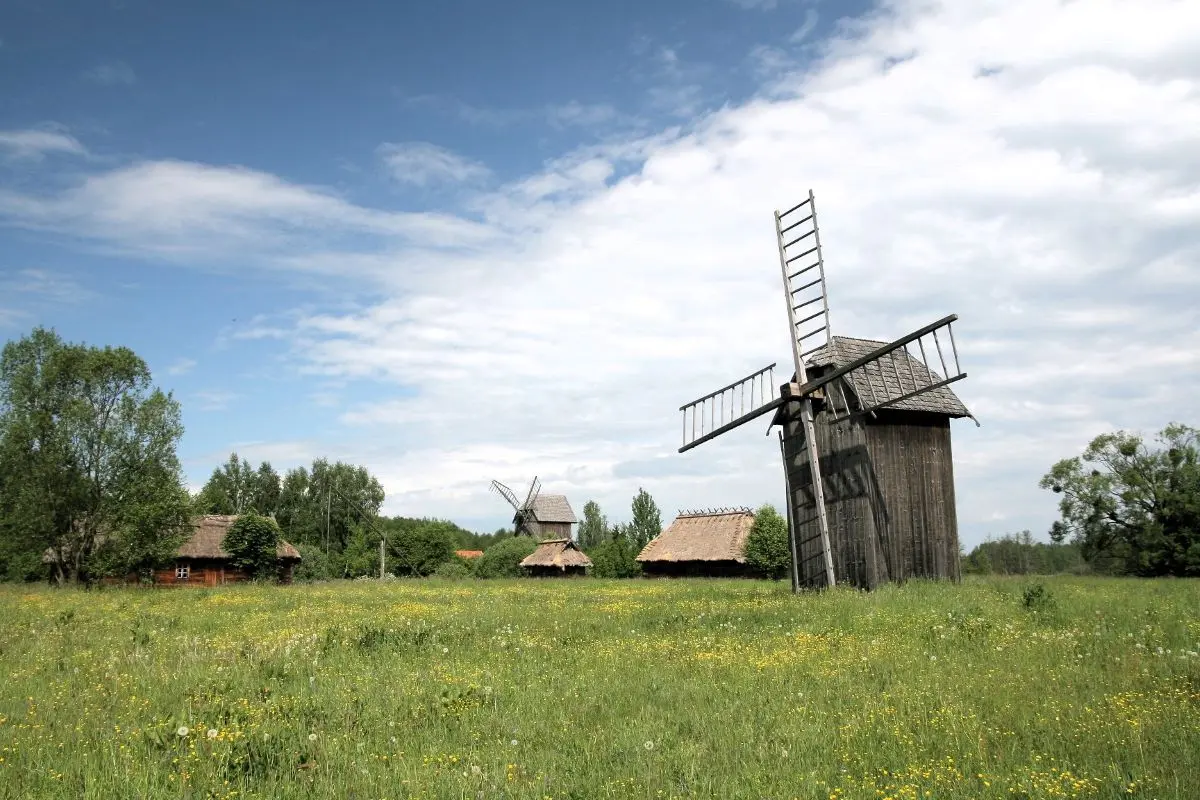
471,765,483,776
176,726,189,737
443,647,449,654
511,739,518,746
309,733,318,742
206,729,218,739
644,740,655,751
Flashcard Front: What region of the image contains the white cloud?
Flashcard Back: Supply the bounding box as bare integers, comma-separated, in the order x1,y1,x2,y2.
274,0,1199,544
0,128,87,161
376,142,491,187
0,269,93,304
167,358,197,376
194,390,238,412
791,8,819,42
82,61,136,86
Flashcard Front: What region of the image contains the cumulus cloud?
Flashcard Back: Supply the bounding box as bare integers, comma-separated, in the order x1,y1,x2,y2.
376,141,491,186
4,0,1199,546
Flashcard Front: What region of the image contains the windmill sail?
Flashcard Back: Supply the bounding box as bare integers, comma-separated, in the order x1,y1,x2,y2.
679,363,779,453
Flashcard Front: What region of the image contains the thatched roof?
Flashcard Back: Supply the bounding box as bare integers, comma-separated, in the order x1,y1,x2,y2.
529,494,577,524
776,335,972,420
178,515,301,561
42,514,302,564
520,538,592,569
636,510,755,564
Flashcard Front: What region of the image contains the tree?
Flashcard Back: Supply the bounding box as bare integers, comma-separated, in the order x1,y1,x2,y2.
629,488,662,551
222,512,282,579
743,504,791,580
588,523,642,578
0,328,192,583
385,518,456,577
195,454,283,516
474,536,537,578
577,501,608,549
269,459,385,554
1040,423,1200,577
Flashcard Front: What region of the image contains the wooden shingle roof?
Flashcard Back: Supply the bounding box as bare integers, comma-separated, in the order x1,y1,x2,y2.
804,336,972,418
636,510,754,564
529,494,577,524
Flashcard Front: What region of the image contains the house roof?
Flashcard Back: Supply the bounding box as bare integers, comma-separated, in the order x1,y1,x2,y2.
178,515,301,561
636,510,755,564
520,538,593,569
796,335,972,418
528,494,578,524
455,549,484,560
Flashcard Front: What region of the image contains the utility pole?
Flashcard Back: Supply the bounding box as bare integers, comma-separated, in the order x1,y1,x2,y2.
379,536,386,578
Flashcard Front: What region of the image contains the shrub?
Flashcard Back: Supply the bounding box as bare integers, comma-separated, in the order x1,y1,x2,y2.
222,512,282,580
474,536,537,579
588,535,642,578
432,560,473,580
1022,583,1056,613
744,504,790,580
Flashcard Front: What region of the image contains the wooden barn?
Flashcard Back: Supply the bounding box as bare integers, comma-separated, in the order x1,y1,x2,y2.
636,509,756,577
165,514,302,586
520,538,592,577
523,494,578,540
771,336,975,590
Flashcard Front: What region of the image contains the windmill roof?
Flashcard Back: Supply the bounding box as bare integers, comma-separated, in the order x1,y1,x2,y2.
800,336,972,418
636,510,754,564
520,538,593,569
529,494,577,524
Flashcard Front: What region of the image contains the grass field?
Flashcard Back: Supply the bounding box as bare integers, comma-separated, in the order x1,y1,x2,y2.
0,577,1197,799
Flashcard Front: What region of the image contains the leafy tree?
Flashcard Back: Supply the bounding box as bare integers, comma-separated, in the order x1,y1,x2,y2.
577,500,608,549
386,519,456,577
628,488,662,551
0,327,192,583
252,462,281,515
961,531,1087,575
743,504,791,580
222,512,282,579
474,535,537,578
270,459,385,554
588,523,642,578
432,560,473,580
195,455,284,517
1040,423,1200,576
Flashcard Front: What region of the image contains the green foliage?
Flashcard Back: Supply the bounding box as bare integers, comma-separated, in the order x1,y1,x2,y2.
1040,422,1200,576
628,488,662,551
577,500,608,550
293,543,335,582
743,504,791,580
588,524,642,578
432,560,474,580
961,531,1088,575
222,513,282,580
384,518,457,577
473,536,537,578
0,327,192,584
1021,583,1056,613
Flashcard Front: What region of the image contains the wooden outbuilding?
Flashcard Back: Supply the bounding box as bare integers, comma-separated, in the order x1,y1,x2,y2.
164,515,302,586
520,538,592,577
771,336,975,589
523,495,578,540
636,509,756,577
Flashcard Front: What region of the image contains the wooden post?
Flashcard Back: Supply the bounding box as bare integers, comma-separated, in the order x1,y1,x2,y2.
379,536,386,579
779,429,800,593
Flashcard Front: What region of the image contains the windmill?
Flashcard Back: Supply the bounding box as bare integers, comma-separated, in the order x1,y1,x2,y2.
676,190,978,591
490,476,544,538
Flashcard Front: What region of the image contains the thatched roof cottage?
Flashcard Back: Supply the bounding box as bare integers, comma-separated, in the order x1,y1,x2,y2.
636,509,756,577
169,515,302,586
520,538,592,577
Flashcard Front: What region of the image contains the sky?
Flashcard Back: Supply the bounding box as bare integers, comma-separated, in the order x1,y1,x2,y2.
1,0,1197,549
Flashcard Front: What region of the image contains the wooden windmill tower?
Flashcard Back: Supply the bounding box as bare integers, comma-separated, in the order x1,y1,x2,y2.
677,191,978,591
489,477,579,541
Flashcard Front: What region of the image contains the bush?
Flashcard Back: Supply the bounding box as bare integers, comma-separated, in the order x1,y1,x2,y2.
223,512,282,580
1022,583,1056,613
474,536,537,579
744,504,790,580
432,560,474,580
588,536,641,578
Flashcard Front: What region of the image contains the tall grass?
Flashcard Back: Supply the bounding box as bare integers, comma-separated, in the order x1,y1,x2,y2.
0,576,1196,798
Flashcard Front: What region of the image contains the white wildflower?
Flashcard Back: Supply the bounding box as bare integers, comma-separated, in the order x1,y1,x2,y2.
206,729,218,739
176,726,189,737
309,733,318,741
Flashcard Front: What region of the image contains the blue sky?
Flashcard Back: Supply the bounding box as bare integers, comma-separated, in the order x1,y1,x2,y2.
2,0,1198,546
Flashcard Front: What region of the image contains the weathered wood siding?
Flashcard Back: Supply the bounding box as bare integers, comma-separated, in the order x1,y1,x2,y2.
782,404,960,590
535,522,573,539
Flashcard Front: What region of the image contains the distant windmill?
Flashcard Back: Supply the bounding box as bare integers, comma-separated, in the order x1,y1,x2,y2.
676,190,978,591
489,476,579,541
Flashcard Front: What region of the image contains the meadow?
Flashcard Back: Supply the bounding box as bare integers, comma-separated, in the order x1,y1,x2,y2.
0,577,1197,800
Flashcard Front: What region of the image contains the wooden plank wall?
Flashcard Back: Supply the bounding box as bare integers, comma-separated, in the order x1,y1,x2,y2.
782,405,961,589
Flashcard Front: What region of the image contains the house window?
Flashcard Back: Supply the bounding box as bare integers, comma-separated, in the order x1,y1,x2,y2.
176,564,190,580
